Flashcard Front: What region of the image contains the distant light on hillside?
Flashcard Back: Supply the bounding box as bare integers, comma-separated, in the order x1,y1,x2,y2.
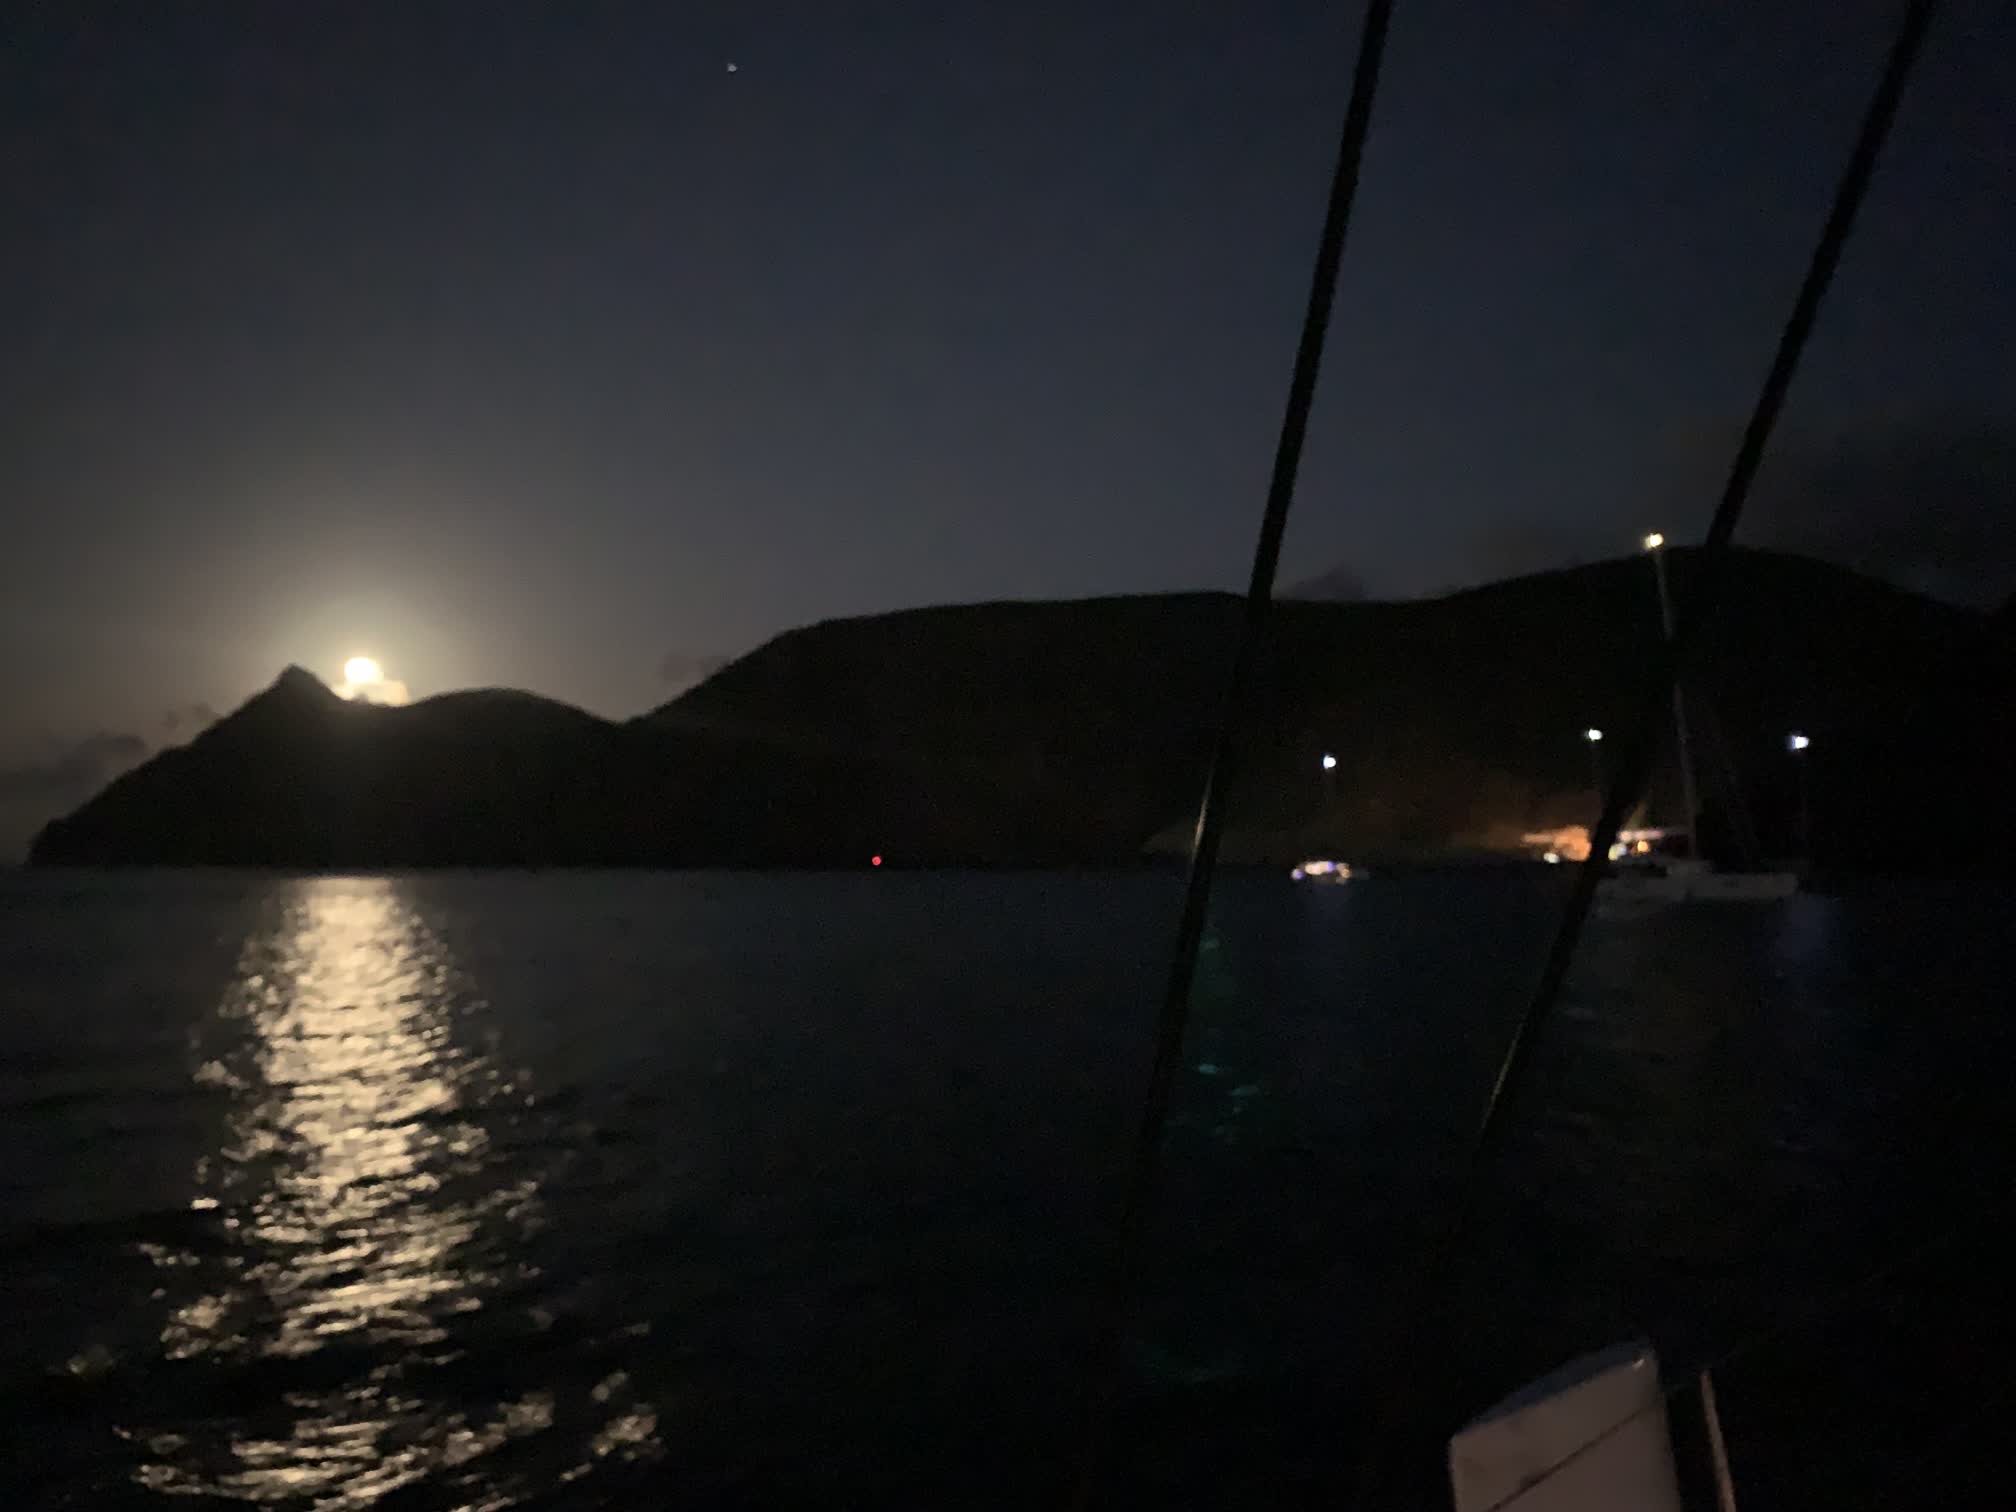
1523,825,1591,862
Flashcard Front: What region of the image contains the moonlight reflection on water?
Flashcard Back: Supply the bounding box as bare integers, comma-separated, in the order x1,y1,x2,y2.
135,878,658,1507
3,871,2005,1507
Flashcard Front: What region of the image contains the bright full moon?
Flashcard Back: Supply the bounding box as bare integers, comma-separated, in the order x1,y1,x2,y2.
336,654,410,706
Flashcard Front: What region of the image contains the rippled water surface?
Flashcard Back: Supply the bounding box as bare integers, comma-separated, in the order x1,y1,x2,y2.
2,871,2009,1508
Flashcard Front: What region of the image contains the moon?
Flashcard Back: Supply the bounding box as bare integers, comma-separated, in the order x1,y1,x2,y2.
344,656,382,686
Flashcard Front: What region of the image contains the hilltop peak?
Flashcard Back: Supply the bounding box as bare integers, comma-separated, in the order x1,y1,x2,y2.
270,665,335,699
25,554,1996,871
207,664,344,733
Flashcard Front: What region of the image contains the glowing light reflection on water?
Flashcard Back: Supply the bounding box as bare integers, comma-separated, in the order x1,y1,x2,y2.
135,878,658,1507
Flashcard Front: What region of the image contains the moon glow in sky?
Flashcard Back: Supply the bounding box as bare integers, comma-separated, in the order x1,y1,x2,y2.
336,656,410,706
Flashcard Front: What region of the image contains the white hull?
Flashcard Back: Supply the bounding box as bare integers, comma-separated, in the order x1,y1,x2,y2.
1451,1342,1685,1511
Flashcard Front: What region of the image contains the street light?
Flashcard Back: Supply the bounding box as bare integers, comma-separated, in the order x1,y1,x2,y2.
1316,751,1339,818
1641,528,1701,850
1788,733,1813,863
1583,727,1604,796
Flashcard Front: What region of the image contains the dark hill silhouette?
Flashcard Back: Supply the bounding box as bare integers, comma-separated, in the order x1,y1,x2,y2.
30,549,1994,870
29,670,1023,867
1801,587,2013,874
648,548,1986,866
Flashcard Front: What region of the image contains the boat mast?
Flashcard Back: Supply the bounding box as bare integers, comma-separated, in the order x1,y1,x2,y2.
1357,0,1937,1498
1644,531,1703,854
1069,3,1397,1503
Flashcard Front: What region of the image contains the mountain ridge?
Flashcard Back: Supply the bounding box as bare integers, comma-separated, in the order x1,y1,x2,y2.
29,550,1999,871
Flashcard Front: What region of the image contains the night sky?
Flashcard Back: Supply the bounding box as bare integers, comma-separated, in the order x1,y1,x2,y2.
3,1,2012,854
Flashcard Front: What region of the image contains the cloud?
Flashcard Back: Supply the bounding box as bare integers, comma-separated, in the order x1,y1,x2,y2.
659,651,730,691
0,731,150,860
1283,564,1371,602
0,732,148,803
1457,519,1617,586
337,679,411,706
160,702,219,737
1404,416,2016,606
1750,420,2016,606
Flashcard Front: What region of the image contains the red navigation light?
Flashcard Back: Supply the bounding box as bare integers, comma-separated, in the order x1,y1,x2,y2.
871,854,883,867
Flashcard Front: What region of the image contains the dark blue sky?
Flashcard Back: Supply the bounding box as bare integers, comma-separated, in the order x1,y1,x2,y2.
2,1,2011,848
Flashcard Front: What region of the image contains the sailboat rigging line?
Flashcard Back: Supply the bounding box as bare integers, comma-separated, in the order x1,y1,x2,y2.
1355,0,1939,1501
1067,2,1395,1505
1475,0,1935,1228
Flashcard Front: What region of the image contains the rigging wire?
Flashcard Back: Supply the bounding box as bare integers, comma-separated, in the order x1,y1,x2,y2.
1066,2,1396,1504
1479,0,1936,1171
1354,0,1940,1501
